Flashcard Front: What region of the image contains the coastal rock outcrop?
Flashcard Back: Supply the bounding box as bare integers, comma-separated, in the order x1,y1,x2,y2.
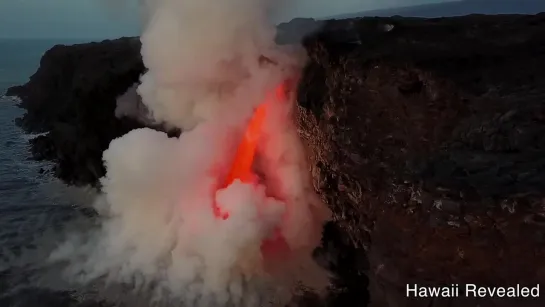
8,37,149,186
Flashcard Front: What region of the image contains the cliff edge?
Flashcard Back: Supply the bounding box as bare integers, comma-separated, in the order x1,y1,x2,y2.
8,37,152,186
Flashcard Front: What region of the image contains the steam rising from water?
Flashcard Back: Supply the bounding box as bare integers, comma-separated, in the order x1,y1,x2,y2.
49,0,331,305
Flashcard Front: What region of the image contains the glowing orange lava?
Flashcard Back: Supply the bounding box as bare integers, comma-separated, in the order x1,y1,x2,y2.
213,82,290,257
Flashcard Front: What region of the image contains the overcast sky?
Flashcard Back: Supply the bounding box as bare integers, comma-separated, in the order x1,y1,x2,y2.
0,0,454,39
0,0,140,39
277,0,450,20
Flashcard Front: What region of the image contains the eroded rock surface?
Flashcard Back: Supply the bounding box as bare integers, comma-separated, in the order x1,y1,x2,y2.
297,13,545,307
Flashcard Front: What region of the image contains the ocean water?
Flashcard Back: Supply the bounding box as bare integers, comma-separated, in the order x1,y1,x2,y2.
0,39,102,306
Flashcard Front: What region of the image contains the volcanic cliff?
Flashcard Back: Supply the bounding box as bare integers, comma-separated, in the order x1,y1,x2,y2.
8,13,545,307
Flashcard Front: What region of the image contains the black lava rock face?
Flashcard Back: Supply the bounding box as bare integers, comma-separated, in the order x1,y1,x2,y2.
9,37,147,186
298,13,545,307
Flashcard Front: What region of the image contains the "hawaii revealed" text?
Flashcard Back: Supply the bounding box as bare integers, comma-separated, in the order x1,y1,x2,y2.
406,284,540,298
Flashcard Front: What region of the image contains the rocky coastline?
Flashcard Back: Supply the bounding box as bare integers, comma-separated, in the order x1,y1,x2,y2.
8,13,545,307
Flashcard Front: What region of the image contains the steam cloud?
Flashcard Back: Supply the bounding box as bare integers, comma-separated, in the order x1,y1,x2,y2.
49,0,331,305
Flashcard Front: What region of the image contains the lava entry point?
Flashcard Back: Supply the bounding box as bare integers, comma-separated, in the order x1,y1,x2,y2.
213,82,290,257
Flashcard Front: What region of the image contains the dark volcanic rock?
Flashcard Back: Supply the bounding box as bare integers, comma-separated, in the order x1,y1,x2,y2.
276,18,325,45
298,13,545,307
5,85,25,98
29,135,55,161
13,37,143,133
9,37,147,186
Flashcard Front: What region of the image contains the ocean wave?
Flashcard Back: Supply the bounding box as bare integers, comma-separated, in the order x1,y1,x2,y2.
0,94,22,104
20,131,48,141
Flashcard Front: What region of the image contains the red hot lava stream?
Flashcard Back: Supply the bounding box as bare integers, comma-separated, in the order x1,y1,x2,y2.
213,82,290,258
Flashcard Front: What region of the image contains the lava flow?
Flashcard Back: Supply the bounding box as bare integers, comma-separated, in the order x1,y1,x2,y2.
213,82,290,257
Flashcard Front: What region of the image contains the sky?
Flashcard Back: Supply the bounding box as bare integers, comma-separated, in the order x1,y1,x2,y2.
277,0,450,20
0,0,141,39
0,0,452,39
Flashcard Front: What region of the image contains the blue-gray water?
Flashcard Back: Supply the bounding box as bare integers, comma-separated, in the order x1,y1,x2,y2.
0,39,101,307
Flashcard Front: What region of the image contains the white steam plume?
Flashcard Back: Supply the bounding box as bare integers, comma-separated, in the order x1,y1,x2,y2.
137,0,302,131
49,0,331,305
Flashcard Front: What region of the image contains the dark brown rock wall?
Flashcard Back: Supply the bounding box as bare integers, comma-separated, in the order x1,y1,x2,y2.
297,13,545,307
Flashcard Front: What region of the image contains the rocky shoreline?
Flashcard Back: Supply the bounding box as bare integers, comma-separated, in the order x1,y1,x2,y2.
9,13,545,307
5,37,180,186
